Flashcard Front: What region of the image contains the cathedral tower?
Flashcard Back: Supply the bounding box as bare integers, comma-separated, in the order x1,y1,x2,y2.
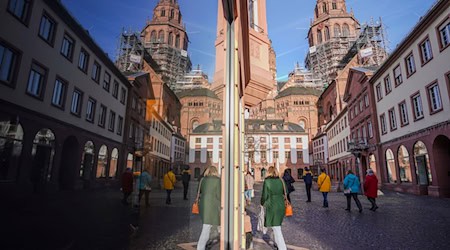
142,0,192,90
305,0,360,82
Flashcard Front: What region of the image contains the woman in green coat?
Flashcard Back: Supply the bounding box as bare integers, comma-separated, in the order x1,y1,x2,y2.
261,166,287,250
197,166,221,250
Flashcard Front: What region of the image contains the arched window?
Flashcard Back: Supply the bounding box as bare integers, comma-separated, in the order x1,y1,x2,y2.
158,31,165,42
385,149,397,183
343,24,350,37
80,141,95,179
332,1,337,9
109,148,119,178
96,145,108,178
322,3,327,13
170,9,175,19
31,128,56,184
315,6,319,18
317,30,322,44
324,26,330,41
413,141,432,185
397,145,412,183
160,8,166,17
309,33,314,46
168,32,173,46
150,30,157,42
334,24,341,37
192,120,199,130
368,154,376,175
127,153,134,170
0,120,24,181
175,35,180,48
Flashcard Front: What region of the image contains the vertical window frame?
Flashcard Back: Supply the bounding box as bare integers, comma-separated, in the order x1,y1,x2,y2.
103,72,111,92
78,48,89,73
435,15,450,51
404,52,416,78
393,64,403,86
38,11,57,47
60,32,75,61
376,83,383,101
410,91,424,121
70,87,83,117
98,104,107,128
418,36,433,66
426,80,443,115
384,75,392,95
86,97,97,123
398,101,409,127
91,61,101,83
388,108,397,131
7,0,33,26
26,60,48,100
380,113,387,135
51,75,68,110
0,39,22,88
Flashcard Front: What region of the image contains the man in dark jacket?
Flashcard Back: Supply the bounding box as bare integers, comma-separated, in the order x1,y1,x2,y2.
303,167,313,202
181,165,191,200
121,168,133,205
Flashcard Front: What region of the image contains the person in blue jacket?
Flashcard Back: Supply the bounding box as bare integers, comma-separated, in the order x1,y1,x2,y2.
343,169,363,213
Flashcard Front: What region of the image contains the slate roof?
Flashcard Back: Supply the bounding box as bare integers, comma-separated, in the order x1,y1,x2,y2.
275,87,322,99
176,88,220,100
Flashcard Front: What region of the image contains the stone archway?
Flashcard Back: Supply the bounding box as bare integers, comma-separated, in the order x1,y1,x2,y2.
59,136,80,190
432,135,450,197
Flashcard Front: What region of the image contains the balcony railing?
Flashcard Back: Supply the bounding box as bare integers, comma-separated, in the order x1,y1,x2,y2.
347,137,369,152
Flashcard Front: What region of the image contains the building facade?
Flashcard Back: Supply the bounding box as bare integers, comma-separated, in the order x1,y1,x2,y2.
188,120,309,181
311,132,328,175
171,131,186,174
344,67,380,182
371,0,450,197
325,107,354,182
147,109,173,180
0,0,130,194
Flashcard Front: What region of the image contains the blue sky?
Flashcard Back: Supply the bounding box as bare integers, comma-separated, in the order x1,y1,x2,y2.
61,0,436,82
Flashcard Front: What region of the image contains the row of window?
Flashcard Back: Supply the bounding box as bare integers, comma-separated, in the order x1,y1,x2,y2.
313,138,325,147
159,7,181,23
148,29,185,49
376,19,449,101
0,45,124,135
314,1,339,18
151,136,170,157
327,115,348,140
351,121,374,141
349,94,370,120
329,136,350,158
151,118,172,141
379,79,445,135
194,150,304,161
4,2,128,102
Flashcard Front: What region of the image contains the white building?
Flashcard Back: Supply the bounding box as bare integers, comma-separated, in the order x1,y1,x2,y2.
148,110,173,178
370,0,450,197
325,107,354,181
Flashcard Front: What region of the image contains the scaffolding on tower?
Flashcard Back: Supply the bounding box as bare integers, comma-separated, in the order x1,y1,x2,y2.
115,28,145,73
305,17,389,85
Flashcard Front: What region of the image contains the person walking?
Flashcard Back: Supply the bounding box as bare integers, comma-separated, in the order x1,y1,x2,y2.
244,171,255,205
317,168,331,208
303,167,313,202
163,168,176,205
261,166,287,250
282,169,295,203
121,167,133,205
344,169,363,213
182,166,191,200
364,169,379,211
138,168,152,207
196,166,221,250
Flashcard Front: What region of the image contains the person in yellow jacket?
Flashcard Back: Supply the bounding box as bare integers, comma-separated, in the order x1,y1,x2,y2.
317,168,331,208
163,168,176,205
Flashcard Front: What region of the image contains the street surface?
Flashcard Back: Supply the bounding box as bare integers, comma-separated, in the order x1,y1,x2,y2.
2,181,449,250
131,181,450,250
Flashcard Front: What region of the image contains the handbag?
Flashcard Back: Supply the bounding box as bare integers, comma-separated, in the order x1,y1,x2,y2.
144,184,152,191
192,178,204,214
280,178,293,217
343,178,354,195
